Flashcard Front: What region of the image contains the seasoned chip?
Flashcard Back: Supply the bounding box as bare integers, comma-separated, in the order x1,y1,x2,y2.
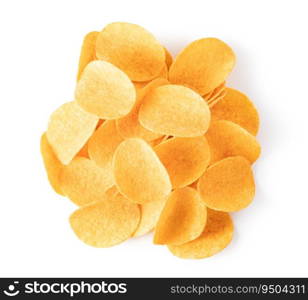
155,136,210,188
211,88,260,135
168,209,233,259
169,38,235,95
139,84,211,137
77,31,98,80
154,187,207,245
75,60,136,119
96,22,165,82
70,193,140,247
206,120,261,164
198,156,255,212
113,138,171,204
60,157,114,206
164,47,173,69
47,101,98,165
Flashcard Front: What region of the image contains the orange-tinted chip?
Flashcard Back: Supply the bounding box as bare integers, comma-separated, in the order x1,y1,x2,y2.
164,47,173,69
206,120,261,164
47,101,98,165
168,209,233,259
198,156,255,212
75,60,136,119
70,193,140,247
113,138,171,204
204,82,226,102
211,88,260,135
154,187,207,245
139,84,211,137
169,38,235,95
155,136,210,188
76,140,89,158
96,22,165,82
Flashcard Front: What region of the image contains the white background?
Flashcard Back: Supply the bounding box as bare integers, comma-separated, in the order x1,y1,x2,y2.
0,0,308,277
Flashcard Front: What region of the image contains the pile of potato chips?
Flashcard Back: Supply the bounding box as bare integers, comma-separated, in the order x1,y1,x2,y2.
41,22,261,259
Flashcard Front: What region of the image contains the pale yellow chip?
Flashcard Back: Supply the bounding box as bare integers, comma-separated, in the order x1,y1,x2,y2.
198,156,255,212
70,193,140,247
155,136,211,188
60,157,114,206
206,120,261,164
47,101,98,165
139,84,211,137
164,47,173,69
40,133,64,195
96,22,165,82
154,187,207,245
168,209,233,259
211,88,260,135
113,138,172,204
75,60,136,119
169,38,235,95
77,31,98,80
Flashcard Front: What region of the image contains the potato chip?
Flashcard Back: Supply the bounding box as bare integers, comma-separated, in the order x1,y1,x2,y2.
203,82,226,102
149,135,169,147
198,156,255,212
168,209,233,259
76,141,89,158
70,193,140,247
47,101,98,165
113,138,171,204
60,157,114,206
96,22,165,82
155,136,210,188
169,38,235,95
211,88,260,135
77,31,98,80
40,133,64,195
206,120,261,164
164,47,173,69
139,84,211,137
154,187,207,245
75,60,136,119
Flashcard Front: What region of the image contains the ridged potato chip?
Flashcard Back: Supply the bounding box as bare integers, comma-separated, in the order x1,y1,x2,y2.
60,157,114,206
155,136,211,188
47,101,98,165
168,209,233,259
169,38,235,95
211,88,260,135
70,193,140,247
113,138,171,204
154,187,207,245
139,84,211,137
96,22,165,82
206,120,261,164
75,60,136,119
198,156,255,212
77,31,98,80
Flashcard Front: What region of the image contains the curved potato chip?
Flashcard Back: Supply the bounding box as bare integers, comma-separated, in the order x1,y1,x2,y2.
96,22,165,82
149,135,169,147
168,209,233,259
139,84,211,137
169,38,235,95
211,88,260,135
164,47,173,69
40,133,64,195
113,138,171,204
47,101,98,165
154,187,207,245
203,82,226,102
116,78,168,141
198,156,255,212
206,120,261,164
60,157,114,206
155,136,210,188
70,193,140,247
77,31,98,80
75,60,136,119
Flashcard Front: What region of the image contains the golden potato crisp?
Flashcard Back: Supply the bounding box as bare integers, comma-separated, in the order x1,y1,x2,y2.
154,187,207,245
139,84,211,137
75,60,136,119
168,209,233,259
113,138,171,204
198,156,255,212
164,47,173,69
